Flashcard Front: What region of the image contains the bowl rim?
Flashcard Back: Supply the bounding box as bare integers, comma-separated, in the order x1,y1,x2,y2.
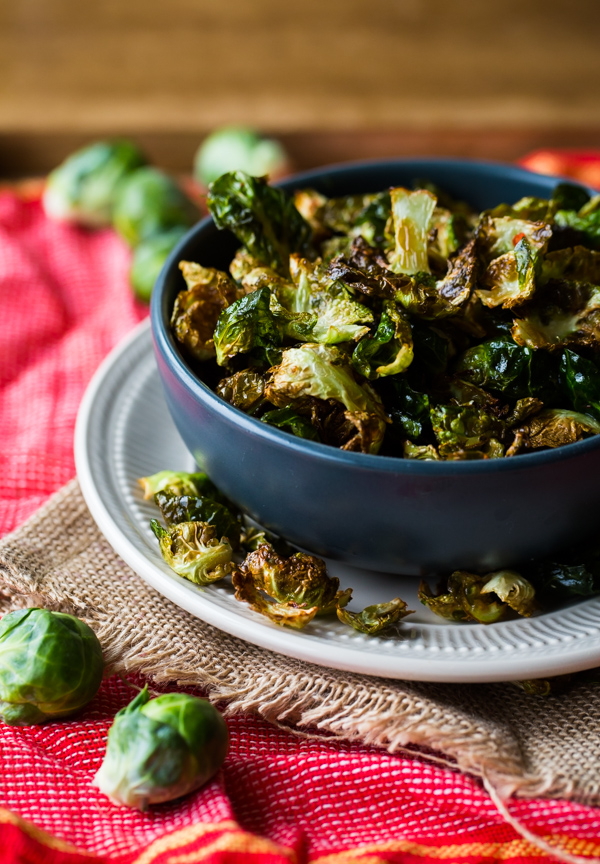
151,156,600,475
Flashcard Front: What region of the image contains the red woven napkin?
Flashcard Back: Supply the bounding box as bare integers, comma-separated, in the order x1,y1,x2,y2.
1,189,600,864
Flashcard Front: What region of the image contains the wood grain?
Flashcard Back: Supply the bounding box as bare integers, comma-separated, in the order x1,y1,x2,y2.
0,0,598,133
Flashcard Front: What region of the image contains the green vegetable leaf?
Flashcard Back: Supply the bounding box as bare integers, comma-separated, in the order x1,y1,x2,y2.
0,609,103,725
154,491,241,548
139,471,221,502
213,286,282,365
559,349,600,421
507,409,600,455
337,599,411,634
265,343,388,454
388,187,437,275
232,543,350,629
207,171,311,276
151,520,233,585
352,301,413,379
261,407,321,441
93,689,228,810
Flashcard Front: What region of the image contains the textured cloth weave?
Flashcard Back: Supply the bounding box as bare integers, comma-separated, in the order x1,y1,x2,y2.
2,189,600,863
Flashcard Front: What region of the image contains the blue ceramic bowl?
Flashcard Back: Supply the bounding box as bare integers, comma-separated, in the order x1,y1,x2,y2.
151,158,600,574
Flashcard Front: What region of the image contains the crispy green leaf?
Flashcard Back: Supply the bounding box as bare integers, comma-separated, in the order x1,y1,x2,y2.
139,471,221,501
480,570,537,616
388,188,437,275
207,171,311,276
232,543,349,629
216,369,267,414
419,571,508,624
559,349,600,421
507,408,600,454
265,344,388,454
151,520,233,585
430,405,504,457
153,492,241,548
261,407,321,441
352,301,413,379
337,599,411,634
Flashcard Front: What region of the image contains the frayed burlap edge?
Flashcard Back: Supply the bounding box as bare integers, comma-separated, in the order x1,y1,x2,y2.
1,479,599,808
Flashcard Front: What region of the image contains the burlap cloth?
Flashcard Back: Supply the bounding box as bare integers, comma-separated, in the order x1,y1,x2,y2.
1,478,598,807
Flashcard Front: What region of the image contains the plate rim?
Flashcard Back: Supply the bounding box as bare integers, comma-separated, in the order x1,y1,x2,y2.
75,321,600,683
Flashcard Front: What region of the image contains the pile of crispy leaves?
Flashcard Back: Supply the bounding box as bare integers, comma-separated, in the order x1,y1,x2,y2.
142,471,600,635
171,172,600,460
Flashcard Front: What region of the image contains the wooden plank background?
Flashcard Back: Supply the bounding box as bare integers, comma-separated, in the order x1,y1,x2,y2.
0,0,598,173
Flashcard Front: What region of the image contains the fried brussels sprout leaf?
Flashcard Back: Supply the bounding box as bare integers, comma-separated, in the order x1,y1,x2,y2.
130,227,188,303
430,405,504,458
559,349,600,421
216,369,267,413
151,520,233,585
154,492,241,548
139,471,221,501
480,571,537,616
172,262,243,362
207,171,311,276
419,571,509,623
113,167,199,247
0,609,103,725
194,127,288,186
403,441,441,460
377,376,430,442
232,543,351,629
213,286,282,365
43,139,146,226
337,599,411,635
261,407,321,440
265,344,388,454
512,281,600,350
93,686,229,810
352,301,413,379
507,409,600,455
388,187,437,275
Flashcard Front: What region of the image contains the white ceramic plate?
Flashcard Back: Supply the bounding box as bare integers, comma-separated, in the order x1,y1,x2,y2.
75,320,600,682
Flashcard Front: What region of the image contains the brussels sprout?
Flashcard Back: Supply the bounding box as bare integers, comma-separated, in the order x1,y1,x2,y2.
287,255,373,344
480,571,537,616
207,171,312,277
478,215,552,261
430,404,504,458
511,280,600,350
419,571,508,624
93,686,229,810
139,470,221,501
194,127,288,186
151,520,233,585
172,262,243,363
265,343,388,454
507,409,600,455
216,369,267,414
43,140,146,226
113,167,200,247
130,227,188,303
376,377,430,443
0,608,103,725
232,543,351,629
428,207,462,261
541,246,600,285
261,407,321,441
387,187,437,275
550,182,591,214
213,286,282,365
352,301,413,379
559,349,600,421
455,336,559,403
154,492,241,549
328,236,402,301
337,599,411,635
403,441,440,460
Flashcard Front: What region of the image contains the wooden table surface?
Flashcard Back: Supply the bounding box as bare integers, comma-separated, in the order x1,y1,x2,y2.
0,0,598,175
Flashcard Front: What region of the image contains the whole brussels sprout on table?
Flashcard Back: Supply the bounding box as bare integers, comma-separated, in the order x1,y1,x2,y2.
0,608,103,725
93,686,229,810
